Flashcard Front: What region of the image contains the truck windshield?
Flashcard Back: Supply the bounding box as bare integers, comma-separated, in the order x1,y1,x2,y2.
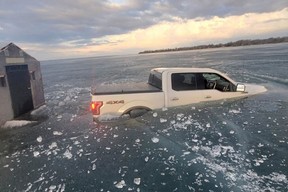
148,70,162,89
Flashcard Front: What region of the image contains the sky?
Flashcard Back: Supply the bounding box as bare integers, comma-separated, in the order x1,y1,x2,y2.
0,0,287,60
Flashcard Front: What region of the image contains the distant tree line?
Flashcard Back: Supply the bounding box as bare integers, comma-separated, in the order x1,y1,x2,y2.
138,36,288,54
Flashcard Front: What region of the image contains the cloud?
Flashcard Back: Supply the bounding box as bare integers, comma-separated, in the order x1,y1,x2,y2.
0,0,158,43
0,0,287,59
71,8,288,53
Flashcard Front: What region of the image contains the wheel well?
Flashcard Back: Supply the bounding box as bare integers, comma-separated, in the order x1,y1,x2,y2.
123,106,151,114
123,106,151,118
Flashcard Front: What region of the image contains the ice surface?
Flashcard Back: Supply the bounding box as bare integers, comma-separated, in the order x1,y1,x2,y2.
1,43,287,192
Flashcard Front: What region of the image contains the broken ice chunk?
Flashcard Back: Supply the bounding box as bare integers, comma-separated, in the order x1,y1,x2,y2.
115,180,126,189
37,136,43,143
63,150,72,159
258,143,264,147
49,142,57,149
53,131,63,136
134,178,141,185
92,164,96,171
33,151,40,157
151,137,159,143
49,185,57,190
229,109,241,114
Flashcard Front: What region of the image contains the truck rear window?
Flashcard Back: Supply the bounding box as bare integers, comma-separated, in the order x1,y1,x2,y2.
148,71,162,89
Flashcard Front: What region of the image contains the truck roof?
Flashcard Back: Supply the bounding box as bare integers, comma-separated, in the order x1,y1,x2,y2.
152,67,222,74
151,67,237,85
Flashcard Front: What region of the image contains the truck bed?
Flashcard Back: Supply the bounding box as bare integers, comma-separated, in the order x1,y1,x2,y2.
91,82,162,95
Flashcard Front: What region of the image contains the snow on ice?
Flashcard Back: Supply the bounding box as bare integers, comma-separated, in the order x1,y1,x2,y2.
2,120,36,128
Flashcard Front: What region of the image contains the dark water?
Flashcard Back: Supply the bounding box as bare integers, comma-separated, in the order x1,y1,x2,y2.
0,43,287,191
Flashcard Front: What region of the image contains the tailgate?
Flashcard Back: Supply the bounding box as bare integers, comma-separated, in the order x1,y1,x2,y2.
91,91,165,117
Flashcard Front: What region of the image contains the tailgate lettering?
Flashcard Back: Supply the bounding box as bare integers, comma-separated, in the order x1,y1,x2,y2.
106,100,124,104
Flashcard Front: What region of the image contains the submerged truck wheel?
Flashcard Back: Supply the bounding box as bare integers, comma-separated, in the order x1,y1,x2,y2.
128,108,150,118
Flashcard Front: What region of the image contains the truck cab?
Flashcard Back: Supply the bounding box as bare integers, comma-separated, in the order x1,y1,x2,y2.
152,68,246,108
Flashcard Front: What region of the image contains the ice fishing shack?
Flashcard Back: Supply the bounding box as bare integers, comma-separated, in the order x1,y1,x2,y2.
0,43,45,126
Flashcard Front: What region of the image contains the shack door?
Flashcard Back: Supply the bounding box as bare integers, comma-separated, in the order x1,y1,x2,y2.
6,65,33,117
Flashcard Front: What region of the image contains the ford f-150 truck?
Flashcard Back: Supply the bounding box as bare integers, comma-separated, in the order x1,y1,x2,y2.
91,68,266,120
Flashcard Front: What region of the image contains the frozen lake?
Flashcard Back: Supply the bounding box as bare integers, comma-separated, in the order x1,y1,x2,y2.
0,43,287,191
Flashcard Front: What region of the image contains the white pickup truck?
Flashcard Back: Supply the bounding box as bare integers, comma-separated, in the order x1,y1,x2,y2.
91,68,266,120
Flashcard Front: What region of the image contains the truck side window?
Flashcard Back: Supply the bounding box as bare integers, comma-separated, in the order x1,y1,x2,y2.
171,72,238,91
202,73,236,91
172,73,206,91
172,74,186,91
148,71,162,89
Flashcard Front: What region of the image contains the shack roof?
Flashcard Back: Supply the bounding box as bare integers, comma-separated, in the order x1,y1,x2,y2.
0,43,12,51
0,43,29,52
0,42,37,61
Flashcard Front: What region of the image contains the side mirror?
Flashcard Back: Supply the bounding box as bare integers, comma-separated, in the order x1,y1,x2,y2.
236,84,245,92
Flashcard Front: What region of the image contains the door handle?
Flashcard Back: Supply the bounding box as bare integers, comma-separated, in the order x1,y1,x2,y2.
27,87,31,90
172,97,179,101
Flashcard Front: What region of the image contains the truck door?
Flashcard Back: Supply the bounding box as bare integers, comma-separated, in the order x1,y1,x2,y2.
167,72,240,108
6,65,34,117
167,72,215,107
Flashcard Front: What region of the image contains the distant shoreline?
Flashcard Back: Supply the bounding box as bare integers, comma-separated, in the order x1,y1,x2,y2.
138,37,288,54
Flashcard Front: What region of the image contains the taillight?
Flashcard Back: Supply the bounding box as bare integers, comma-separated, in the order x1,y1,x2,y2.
90,101,103,115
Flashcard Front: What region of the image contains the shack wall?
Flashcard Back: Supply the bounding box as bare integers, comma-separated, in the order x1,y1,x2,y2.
0,50,14,125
